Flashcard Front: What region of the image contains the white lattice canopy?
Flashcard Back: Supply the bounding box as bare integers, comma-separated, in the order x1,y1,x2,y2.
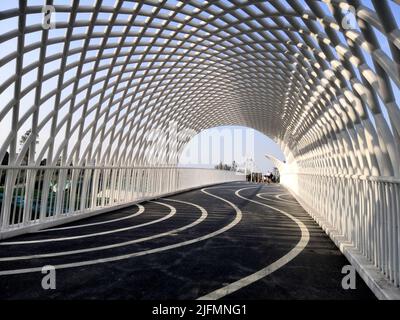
0,0,399,177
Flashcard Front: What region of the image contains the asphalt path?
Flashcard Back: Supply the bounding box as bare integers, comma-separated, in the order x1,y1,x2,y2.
0,182,375,299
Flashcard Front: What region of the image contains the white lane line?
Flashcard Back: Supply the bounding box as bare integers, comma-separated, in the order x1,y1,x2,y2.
37,204,145,232
197,187,310,300
274,193,298,205
0,199,205,262
0,202,176,245
256,193,299,206
0,187,242,274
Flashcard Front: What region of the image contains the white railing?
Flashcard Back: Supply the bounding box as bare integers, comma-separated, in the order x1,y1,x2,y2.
281,172,400,288
0,166,244,237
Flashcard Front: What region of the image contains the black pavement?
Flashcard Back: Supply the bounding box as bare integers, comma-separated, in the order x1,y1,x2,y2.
0,182,375,299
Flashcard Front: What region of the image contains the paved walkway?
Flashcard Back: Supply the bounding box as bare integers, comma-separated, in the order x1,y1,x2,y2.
0,182,375,299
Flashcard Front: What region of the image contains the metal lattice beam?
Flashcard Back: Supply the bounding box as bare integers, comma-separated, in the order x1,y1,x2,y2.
0,0,400,294
0,0,397,173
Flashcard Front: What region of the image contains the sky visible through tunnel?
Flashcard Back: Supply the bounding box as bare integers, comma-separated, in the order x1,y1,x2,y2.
178,126,285,174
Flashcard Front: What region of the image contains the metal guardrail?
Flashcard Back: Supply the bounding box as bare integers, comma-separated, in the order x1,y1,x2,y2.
281,172,400,288
0,166,244,234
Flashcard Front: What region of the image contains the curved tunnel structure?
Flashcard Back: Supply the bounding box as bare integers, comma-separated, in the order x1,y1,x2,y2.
0,1,399,296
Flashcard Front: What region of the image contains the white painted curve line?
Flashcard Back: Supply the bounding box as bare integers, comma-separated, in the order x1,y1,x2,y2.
0,201,173,245
197,187,310,300
0,187,241,274
37,204,145,232
0,199,206,262
256,193,299,206
274,193,298,205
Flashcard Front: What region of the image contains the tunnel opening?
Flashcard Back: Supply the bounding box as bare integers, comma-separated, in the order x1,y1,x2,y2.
178,125,285,175
0,0,399,299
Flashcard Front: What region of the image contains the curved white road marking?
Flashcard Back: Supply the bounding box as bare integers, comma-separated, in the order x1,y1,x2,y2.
0,202,175,245
37,204,145,232
0,199,206,262
256,193,299,206
197,186,310,300
274,193,298,205
0,187,242,275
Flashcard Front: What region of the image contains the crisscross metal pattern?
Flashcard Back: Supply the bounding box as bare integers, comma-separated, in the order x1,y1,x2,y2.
0,0,400,293
0,0,398,172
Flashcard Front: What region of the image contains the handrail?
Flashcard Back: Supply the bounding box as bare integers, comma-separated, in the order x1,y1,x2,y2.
0,166,244,235
0,165,245,171
281,171,400,184
281,171,400,288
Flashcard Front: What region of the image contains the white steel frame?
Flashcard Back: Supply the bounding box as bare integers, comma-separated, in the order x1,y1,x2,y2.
0,0,399,292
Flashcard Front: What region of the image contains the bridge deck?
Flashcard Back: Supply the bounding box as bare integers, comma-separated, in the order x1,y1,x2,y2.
0,182,375,299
